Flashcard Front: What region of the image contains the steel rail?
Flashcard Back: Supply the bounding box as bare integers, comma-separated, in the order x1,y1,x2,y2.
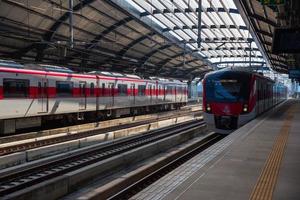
108,132,224,200
0,119,205,196
0,110,201,156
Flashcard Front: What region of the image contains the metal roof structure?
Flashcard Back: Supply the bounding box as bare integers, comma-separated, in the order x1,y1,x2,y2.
234,0,289,73
0,0,267,79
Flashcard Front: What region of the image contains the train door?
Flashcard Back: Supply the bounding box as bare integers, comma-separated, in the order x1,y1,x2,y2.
79,81,87,110
153,84,157,103
163,85,166,101
96,78,100,111
130,84,135,105
174,86,177,102
38,79,48,113
108,82,114,107
149,85,152,103
155,82,158,103
256,80,260,115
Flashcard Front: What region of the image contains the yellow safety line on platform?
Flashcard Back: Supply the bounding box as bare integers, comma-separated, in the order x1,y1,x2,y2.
249,108,294,200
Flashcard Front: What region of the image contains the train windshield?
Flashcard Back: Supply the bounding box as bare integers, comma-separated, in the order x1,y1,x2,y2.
205,72,251,102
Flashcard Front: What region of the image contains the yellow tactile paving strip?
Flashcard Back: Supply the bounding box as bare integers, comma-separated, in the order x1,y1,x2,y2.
249,108,294,200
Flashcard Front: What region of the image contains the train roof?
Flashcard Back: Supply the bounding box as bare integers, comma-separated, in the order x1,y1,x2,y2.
24,64,74,73
0,60,187,85
0,60,24,69
87,71,142,79
0,60,74,73
205,67,274,82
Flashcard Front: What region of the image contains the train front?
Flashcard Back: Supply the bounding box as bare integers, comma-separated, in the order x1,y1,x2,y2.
202,70,253,134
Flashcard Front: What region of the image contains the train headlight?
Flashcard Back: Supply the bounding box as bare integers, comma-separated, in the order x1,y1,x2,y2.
206,104,211,112
243,104,248,112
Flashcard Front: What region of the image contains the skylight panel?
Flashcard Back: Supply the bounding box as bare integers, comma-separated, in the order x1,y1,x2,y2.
211,0,223,8
223,50,232,56
202,29,216,39
201,43,210,49
155,14,175,27
219,12,233,25
209,57,222,63
169,30,184,41
174,29,191,41
215,50,225,56
231,13,246,26
150,0,167,10
185,29,197,38
235,50,243,56
221,0,237,9
173,0,188,9
251,42,258,48
202,13,214,25
159,0,175,11
175,13,194,26
146,15,167,29
240,43,248,48
208,12,222,25
198,51,207,57
210,43,222,50
186,0,198,9
256,51,262,57
224,43,233,49
187,44,196,50
222,29,233,38
125,0,266,70
132,0,154,13
238,50,246,55
240,29,250,38
230,29,242,38
202,0,212,8
125,0,145,12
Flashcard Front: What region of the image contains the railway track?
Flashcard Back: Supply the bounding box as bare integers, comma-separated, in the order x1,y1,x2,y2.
0,119,205,197
0,109,201,156
108,132,224,200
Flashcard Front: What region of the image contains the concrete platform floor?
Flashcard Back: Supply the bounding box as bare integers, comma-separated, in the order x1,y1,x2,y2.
130,99,300,200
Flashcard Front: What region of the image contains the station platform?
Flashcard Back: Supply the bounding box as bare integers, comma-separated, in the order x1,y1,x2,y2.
130,99,300,200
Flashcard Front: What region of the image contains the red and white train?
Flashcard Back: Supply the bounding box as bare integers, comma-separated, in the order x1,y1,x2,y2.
0,60,188,134
203,68,287,134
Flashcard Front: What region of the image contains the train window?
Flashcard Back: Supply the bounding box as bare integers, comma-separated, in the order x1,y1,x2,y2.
101,83,105,96
177,86,181,94
118,84,128,96
167,86,173,94
56,81,73,97
3,79,29,98
90,83,95,96
138,85,146,96
205,72,251,102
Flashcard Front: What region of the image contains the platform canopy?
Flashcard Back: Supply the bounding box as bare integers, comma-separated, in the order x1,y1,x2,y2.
0,0,266,79
234,0,289,73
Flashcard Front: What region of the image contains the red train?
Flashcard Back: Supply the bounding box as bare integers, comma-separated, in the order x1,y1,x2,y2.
0,60,188,134
202,68,287,134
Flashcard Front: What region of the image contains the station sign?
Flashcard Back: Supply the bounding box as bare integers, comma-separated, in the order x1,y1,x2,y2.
261,0,285,5
288,69,300,79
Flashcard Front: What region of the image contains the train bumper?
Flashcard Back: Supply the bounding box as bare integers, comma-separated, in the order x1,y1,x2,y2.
203,111,255,134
